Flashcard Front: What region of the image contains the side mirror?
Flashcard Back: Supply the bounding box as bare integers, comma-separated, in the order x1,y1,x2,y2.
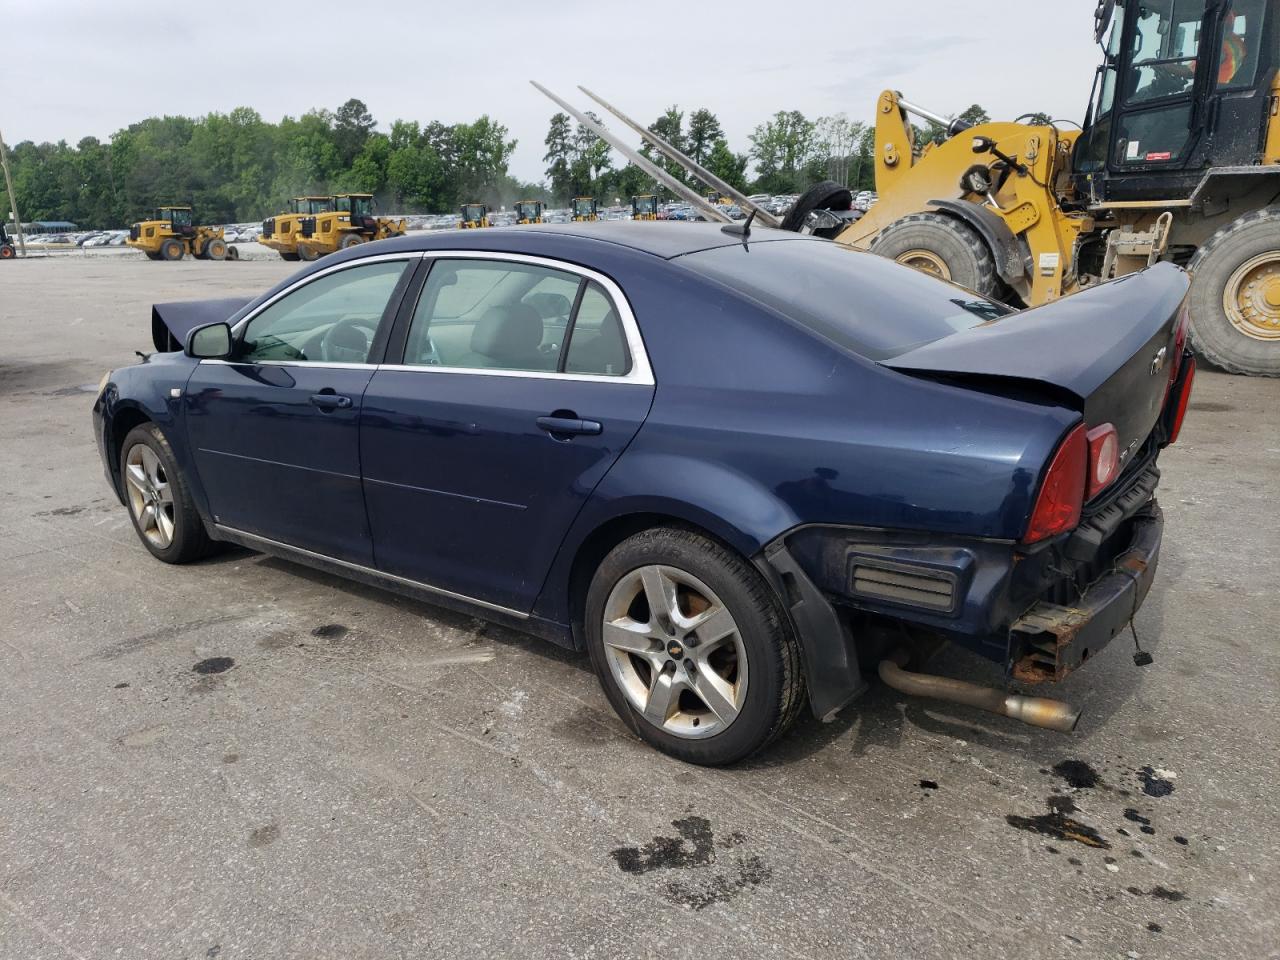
186,321,232,360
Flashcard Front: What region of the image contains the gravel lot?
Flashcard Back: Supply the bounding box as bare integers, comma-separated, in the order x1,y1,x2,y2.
1,256,1276,960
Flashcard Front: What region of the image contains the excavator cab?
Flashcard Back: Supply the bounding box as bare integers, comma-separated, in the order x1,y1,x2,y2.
1075,0,1278,201
571,197,598,221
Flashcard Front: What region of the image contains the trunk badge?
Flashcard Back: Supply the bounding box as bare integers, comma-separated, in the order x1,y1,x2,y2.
1150,347,1167,376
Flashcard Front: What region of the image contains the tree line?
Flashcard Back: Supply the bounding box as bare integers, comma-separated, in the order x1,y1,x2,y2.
2,97,1002,228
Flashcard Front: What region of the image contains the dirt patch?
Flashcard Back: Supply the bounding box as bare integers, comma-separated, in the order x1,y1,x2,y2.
193,657,235,675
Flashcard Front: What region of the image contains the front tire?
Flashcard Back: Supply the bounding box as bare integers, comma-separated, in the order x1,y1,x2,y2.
870,212,1000,297
120,423,214,564
204,237,228,261
1186,206,1280,376
585,527,805,765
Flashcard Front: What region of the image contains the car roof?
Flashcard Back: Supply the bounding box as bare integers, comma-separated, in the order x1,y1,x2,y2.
398,221,808,261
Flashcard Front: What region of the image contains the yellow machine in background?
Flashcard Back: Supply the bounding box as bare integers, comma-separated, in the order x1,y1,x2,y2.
126,207,231,261
460,203,490,228
261,196,334,261
631,195,659,220
799,1,1280,376
296,194,406,260
571,197,598,221
515,200,544,224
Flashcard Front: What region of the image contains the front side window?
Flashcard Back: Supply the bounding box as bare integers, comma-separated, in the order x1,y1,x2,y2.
240,260,409,364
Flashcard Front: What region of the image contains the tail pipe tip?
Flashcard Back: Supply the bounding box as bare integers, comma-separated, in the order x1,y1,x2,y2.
878,653,1081,733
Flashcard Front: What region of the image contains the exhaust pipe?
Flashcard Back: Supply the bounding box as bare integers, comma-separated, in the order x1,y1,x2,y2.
878,650,1080,732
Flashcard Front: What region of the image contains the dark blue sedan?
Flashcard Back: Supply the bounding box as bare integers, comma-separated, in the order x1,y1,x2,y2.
94,223,1195,764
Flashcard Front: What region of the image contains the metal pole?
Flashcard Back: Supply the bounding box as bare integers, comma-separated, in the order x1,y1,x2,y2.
577,86,782,228
530,82,731,224
0,126,27,256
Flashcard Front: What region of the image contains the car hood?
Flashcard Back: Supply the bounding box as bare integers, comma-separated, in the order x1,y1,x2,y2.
152,297,253,352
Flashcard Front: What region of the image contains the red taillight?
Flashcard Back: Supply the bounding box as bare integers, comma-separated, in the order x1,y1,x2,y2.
1165,354,1196,446
1086,423,1120,498
1024,423,1088,544
1165,304,1190,402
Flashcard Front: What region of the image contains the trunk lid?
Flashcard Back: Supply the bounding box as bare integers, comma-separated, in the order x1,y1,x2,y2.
883,263,1190,474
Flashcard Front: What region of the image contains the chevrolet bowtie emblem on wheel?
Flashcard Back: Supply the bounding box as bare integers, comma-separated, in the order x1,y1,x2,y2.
667,641,684,659
1150,347,1167,376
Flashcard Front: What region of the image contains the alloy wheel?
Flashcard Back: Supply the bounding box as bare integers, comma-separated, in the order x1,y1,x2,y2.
601,564,748,739
124,444,175,549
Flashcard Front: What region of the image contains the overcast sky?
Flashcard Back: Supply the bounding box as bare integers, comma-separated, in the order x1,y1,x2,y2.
4,0,1102,182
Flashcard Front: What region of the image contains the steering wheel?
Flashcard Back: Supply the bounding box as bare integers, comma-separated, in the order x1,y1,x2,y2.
319,316,372,363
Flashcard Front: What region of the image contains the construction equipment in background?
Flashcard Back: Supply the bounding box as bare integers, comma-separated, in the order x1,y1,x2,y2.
631,195,659,220
548,1,1280,376
515,200,545,224
261,196,334,261
571,197,599,221
460,203,490,229
0,223,14,259
126,207,233,262
296,194,407,260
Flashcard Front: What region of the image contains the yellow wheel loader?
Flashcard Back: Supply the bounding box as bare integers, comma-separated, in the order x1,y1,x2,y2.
126,207,234,262
295,194,406,261
460,203,490,228
539,2,1280,374
571,197,598,221
799,0,1280,376
631,195,659,220
515,200,544,224
261,196,334,261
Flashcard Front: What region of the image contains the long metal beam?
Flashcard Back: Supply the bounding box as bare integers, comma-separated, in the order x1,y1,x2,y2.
577,85,782,228
529,81,732,224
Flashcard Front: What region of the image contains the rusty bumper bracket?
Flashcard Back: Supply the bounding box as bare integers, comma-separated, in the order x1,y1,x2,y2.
1011,502,1164,684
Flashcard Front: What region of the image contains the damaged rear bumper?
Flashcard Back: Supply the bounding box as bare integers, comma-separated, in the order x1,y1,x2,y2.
1010,502,1163,684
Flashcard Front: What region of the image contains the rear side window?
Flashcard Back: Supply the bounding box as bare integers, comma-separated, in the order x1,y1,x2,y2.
564,282,631,377
679,239,1010,361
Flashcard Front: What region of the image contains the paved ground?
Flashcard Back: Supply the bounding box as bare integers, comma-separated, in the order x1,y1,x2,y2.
1,257,1276,960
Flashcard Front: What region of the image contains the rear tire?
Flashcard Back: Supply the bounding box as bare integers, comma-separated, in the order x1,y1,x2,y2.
1186,206,1280,377
280,251,300,261
780,179,854,233
298,244,319,262
159,238,184,261
870,212,999,297
339,234,363,250
144,251,162,261
120,423,215,564
584,527,805,765
0,244,15,259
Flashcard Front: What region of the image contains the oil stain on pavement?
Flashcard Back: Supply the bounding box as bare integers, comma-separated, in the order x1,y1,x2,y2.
610,816,770,910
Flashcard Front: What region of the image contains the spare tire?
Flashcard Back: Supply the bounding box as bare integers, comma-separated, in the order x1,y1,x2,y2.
780,180,854,233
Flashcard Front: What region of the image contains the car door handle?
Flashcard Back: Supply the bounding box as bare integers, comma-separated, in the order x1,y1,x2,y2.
310,393,353,410
536,416,602,436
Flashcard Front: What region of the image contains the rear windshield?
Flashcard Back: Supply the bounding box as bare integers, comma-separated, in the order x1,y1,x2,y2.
679,238,1011,361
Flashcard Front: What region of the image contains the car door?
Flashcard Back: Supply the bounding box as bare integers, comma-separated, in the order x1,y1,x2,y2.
360,253,656,613
184,254,416,564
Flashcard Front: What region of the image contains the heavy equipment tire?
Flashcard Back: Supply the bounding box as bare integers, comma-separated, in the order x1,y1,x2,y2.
780,179,854,233
205,238,228,261
298,244,319,262
1186,206,1280,377
226,245,239,261
145,251,163,261
339,234,363,250
0,243,15,259
584,526,805,766
870,212,999,297
120,423,216,564
159,238,184,262
280,251,300,262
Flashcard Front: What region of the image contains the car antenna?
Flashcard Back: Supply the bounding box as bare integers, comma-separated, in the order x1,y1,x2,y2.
720,209,756,240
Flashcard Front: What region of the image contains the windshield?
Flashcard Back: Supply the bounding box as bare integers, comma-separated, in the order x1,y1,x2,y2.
679,239,1011,362
308,198,333,214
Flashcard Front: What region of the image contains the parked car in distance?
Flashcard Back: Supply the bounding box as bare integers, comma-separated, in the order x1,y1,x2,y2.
94,222,1194,764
